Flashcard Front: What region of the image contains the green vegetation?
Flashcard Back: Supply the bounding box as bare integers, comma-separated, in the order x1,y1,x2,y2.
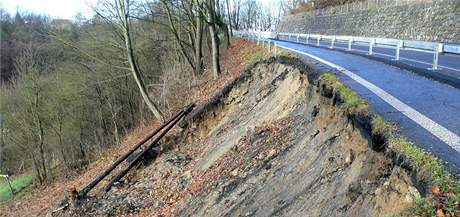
318,73,369,112
248,49,264,62
372,116,447,182
277,48,297,58
0,173,34,203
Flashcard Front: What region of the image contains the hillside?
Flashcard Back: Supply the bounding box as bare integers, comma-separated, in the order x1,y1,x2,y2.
64,57,422,216
53,42,435,216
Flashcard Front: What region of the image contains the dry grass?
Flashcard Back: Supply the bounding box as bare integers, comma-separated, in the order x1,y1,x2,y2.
192,38,271,105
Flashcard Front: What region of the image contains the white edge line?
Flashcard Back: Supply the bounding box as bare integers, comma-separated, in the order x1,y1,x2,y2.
278,44,460,153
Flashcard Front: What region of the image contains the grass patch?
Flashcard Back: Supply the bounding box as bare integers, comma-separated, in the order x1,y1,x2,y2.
0,173,34,203
275,46,299,59
318,73,368,112
277,48,295,58
372,116,447,182
248,49,264,62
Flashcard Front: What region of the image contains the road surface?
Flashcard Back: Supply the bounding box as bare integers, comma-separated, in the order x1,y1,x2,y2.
268,38,460,173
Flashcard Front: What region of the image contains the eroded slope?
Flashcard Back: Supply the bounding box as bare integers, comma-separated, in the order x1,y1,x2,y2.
65,57,421,217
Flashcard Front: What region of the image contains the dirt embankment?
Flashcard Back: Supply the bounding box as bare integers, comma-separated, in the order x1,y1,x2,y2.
62,57,423,217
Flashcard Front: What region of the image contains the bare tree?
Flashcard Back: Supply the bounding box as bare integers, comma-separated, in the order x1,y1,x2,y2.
203,0,221,78
113,0,163,120
51,0,164,120
13,46,49,183
225,0,233,36
159,0,205,76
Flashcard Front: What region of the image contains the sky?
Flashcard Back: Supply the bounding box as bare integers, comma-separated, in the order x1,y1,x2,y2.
0,0,283,20
0,0,97,19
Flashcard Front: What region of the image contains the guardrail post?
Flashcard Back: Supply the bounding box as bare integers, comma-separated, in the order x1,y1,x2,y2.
330,36,336,49
306,35,309,44
369,38,375,55
297,34,300,43
437,43,444,53
289,34,291,41
395,40,402,61
431,45,439,70
317,36,321,46
348,37,353,51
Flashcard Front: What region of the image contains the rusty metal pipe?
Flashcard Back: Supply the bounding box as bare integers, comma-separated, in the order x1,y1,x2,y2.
78,104,192,197
104,104,195,192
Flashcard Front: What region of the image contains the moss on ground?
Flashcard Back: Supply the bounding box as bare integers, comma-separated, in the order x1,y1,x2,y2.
318,73,369,113
0,173,34,204
248,49,264,62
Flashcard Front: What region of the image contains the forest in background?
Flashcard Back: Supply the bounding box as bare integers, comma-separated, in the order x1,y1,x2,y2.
0,0,299,186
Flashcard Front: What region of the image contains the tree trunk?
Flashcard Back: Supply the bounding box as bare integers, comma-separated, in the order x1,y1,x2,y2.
226,0,233,36
56,122,68,167
34,91,47,180
216,21,230,49
125,76,136,126
0,118,4,170
194,14,204,76
78,121,86,160
32,153,43,185
207,0,221,79
162,0,196,72
119,1,163,121
107,99,120,145
95,85,108,145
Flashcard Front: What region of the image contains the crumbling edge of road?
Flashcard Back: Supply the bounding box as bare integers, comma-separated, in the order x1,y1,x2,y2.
277,39,460,90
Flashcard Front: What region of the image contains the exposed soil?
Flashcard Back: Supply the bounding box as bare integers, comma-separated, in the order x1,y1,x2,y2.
57,56,422,217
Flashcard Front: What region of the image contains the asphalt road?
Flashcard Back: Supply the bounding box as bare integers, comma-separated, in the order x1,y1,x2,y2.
267,38,460,174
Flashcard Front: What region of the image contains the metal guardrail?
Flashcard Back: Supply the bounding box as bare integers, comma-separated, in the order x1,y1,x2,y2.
235,31,460,71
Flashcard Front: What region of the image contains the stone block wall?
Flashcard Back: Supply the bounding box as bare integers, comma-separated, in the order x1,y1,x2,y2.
276,0,460,43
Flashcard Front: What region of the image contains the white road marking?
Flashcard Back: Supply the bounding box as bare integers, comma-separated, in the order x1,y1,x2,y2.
278,44,460,153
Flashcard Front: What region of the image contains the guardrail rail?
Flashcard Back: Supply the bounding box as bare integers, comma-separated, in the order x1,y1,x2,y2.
234,31,460,71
